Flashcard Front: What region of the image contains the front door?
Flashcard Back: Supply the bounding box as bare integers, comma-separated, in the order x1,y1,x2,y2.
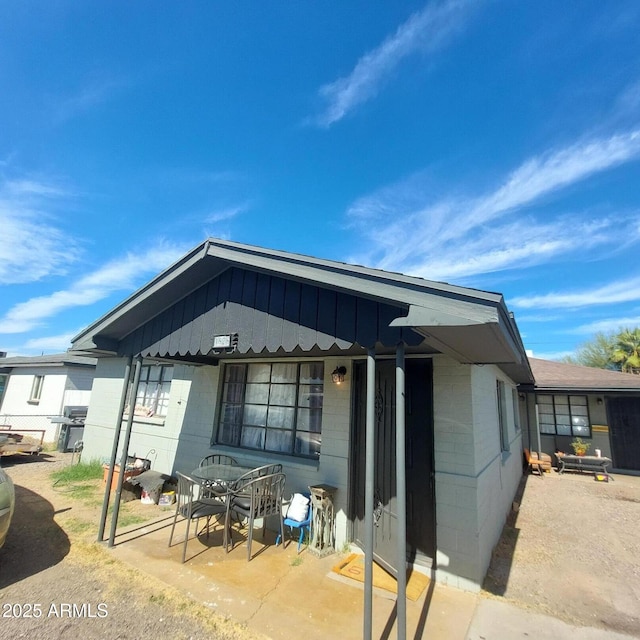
351,358,435,574
607,397,640,471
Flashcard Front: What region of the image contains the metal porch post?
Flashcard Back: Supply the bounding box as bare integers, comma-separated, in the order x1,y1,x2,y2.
108,356,143,548
364,347,376,640
97,355,132,542
395,342,407,639
534,400,542,454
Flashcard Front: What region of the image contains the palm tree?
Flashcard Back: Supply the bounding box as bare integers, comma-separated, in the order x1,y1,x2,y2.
611,328,640,374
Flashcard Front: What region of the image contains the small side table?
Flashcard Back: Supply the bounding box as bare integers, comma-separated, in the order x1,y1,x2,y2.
308,484,337,557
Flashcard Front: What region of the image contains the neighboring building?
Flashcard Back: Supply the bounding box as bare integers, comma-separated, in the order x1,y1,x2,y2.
0,353,97,443
70,238,533,591
519,358,640,473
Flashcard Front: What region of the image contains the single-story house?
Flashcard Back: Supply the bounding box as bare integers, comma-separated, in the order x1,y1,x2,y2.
519,358,640,473
0,353,96,443
70,238,533,591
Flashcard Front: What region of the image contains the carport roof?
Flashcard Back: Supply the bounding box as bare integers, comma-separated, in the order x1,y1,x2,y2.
69,238,533,383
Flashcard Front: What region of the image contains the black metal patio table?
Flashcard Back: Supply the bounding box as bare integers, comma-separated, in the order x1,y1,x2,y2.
191,463,254,489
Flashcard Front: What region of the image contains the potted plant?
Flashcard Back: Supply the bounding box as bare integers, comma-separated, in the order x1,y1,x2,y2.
570,437,591,456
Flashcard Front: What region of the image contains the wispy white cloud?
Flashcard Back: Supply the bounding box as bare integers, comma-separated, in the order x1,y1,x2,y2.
513,313,566,324
571,316,640,335
21,331,81,354
51,76,128,123
204,203,249,224
463,130,640,228
512,275,640,310
313,0,475,127
401,216,614,281
347,127,640,279
0,176,79,284
0,242,188,334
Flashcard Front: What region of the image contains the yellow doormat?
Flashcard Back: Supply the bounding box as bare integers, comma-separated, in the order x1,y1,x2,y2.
331,553,429,601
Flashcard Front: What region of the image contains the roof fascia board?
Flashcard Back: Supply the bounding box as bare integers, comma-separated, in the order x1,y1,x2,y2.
0,359,95,369
530,386,640,393
205,241,504,309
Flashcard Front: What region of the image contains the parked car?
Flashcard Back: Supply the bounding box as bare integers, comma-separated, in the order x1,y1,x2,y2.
0,462,15,548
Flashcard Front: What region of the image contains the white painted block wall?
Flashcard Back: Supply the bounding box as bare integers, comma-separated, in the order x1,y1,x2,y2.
82,357,353,549
83,354,521,588
433,357,522,591
1,367,74,441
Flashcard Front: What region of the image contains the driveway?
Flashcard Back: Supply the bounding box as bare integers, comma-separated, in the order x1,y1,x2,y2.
482,468,640,637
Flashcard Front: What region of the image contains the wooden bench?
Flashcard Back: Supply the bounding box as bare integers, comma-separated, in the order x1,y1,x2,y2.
524,449,551,478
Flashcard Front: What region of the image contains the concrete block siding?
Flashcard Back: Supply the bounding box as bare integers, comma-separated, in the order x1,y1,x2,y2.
83,354,521,589
433,357,522,591
83,356,353,549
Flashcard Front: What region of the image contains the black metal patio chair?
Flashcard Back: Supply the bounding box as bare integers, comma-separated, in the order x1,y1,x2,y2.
224,471,286,561
168,471,228,563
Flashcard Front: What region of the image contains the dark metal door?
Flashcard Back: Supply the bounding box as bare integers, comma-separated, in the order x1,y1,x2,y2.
607,397,640,471
351,359,435,574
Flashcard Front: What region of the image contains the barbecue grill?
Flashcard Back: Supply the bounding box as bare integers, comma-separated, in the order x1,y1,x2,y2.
50,406,87,452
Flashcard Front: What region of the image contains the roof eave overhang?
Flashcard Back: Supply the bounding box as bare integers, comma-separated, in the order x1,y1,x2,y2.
521,385,640,394
391,304,533,384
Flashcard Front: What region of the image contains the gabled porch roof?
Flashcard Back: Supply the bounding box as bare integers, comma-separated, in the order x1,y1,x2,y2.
70,238,533,383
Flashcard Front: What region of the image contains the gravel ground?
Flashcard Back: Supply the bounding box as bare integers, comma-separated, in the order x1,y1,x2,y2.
0,451,264,640
483,467,640,637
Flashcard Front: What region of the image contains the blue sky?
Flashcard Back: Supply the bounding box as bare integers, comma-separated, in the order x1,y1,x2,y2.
1,1,639,360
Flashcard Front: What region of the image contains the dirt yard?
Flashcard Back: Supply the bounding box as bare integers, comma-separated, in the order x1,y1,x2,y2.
483,466,640,637
0,451,265,640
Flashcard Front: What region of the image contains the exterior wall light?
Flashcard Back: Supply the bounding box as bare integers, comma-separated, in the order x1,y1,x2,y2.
331,366,347,384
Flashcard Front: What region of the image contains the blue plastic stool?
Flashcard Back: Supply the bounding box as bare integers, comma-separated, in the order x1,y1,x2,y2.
276,493,312,553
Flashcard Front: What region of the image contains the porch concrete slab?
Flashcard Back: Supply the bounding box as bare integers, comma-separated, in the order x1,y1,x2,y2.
108,514,478,639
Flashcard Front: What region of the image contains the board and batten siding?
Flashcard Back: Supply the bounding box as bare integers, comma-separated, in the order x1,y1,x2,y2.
118,267,420,359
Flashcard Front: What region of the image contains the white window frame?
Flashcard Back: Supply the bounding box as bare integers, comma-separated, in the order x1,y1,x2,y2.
29,374,44,403
0,374,8,409
128,364,173,418
497,380,509,452
512,388,521,431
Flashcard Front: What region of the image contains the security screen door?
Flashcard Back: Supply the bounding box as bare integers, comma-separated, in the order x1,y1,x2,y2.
352,358,435,574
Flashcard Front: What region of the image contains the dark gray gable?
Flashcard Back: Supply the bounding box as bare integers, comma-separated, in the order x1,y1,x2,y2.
118,266,423,358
